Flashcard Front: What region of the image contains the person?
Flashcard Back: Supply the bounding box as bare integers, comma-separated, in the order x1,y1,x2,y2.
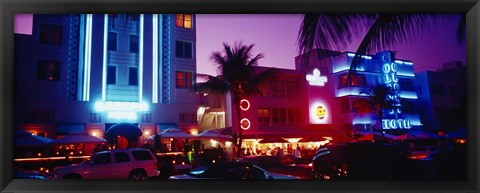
277,147,284,157
294,146,302,163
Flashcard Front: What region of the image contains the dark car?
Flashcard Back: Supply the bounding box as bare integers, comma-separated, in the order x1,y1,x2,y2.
312,143,430,180
169,161,299,179
422,144,467,180
15,167,52,179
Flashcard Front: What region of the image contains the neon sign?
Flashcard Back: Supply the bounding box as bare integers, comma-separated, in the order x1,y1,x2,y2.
94,101,149,120
240,99,250,111
382,62,402,113
316,106,327,120
306,68,328,87
240,118,251,130
382,119,412,129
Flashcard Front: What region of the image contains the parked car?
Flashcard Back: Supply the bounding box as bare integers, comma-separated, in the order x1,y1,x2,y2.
312,143,430,180
54,148,159,180
157,155,193,179
422,144,467,180
169,161,300,179
15,167,51,179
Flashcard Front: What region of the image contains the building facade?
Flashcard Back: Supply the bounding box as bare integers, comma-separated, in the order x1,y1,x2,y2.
197,49,426,148
414,61,466,133
14,14,198,146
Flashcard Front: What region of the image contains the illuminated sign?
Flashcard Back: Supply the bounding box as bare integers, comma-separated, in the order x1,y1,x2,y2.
316,106,327,120
382,119,412,129
309,101,329,124
240,99,250,111
306,69,328,87
94,101,149,120
382,62,402,113
240,118,251,130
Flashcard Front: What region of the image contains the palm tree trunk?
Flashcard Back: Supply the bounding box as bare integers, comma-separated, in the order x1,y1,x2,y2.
235,98,243,158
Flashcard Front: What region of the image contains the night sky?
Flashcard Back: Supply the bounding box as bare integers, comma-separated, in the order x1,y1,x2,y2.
15,14,466,76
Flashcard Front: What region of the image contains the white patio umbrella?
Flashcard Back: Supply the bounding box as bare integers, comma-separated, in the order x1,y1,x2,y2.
150,128,195,139
50,130,106,145
15,130,53,147
196,129,232,140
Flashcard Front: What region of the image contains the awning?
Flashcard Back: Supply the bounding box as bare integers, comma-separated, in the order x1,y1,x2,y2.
157,123,179,132
56,123,85,135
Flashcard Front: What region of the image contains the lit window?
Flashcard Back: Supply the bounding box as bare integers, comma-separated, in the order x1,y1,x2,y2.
39,24,62,45
108,32,117,51
339,74,367,88
176,41,193,58
258,109,270,126
37,60,60,81
176,14,192,29
176,71,193,88
107,66,117,85
130,35,139,53
129,67,138,86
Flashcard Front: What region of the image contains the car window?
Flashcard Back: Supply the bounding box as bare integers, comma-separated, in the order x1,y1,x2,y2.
92,152,111,165
131,150,153,161
251,166,269,179
114,152,130,163
225,166,249,179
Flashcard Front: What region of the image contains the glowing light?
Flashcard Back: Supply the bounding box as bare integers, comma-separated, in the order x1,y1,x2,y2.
394,60,404,64
210,139,218,146
107,112,138,120
70,152,74,155
94,101,149,112
306,68,328,86
347,52,372,59
240,118,251,130
144,131,150,135
139,14,144,102
152,14,159,103
83,14,93,101
212,160,216,164
190,129,198,136
102,14,108,101
404,61,413,65
225,141,232,147
92,131,98,137
37,153,42,157
399,92,418,99
285,138,302,143
309,101,329,124
397,71,415,77
382,119,412,129
239,99,250,111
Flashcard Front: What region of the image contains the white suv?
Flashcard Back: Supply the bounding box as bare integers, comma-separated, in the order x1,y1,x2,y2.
54,148,159,180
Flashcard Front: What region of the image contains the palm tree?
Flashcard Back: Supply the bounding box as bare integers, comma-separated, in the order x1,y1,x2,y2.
354,85,396,135
298,14,464,83
193,42,280,158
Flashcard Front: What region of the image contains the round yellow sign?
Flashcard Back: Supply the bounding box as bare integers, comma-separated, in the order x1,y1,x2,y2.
316,106,327,120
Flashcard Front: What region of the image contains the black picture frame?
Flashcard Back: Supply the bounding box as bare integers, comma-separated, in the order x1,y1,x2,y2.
1,0,478,193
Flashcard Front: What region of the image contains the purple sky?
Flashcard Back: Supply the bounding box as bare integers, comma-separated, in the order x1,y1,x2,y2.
197,14,466,75
14,14,466,75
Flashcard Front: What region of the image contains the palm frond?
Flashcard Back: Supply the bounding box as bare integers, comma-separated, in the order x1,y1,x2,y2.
191,75,229,94
297,14,373,55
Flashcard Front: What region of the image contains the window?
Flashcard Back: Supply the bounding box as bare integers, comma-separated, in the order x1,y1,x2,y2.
272,108,287,126
259,108,301,127
285,81,300,97
432,84,444,95
339,74,367,88
129,67,138,86
37,60,60,81
176,41,193,58
93,153,111,164
108,32,117,51
131,150,153,161
39,24,62,45
114,152,131,163
107,66,117,85
341,98,351,113
287,109,301,126
176,14,193,29
130,35,139,53
176,71,193,88
271,80,285,97
258,109,270,126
